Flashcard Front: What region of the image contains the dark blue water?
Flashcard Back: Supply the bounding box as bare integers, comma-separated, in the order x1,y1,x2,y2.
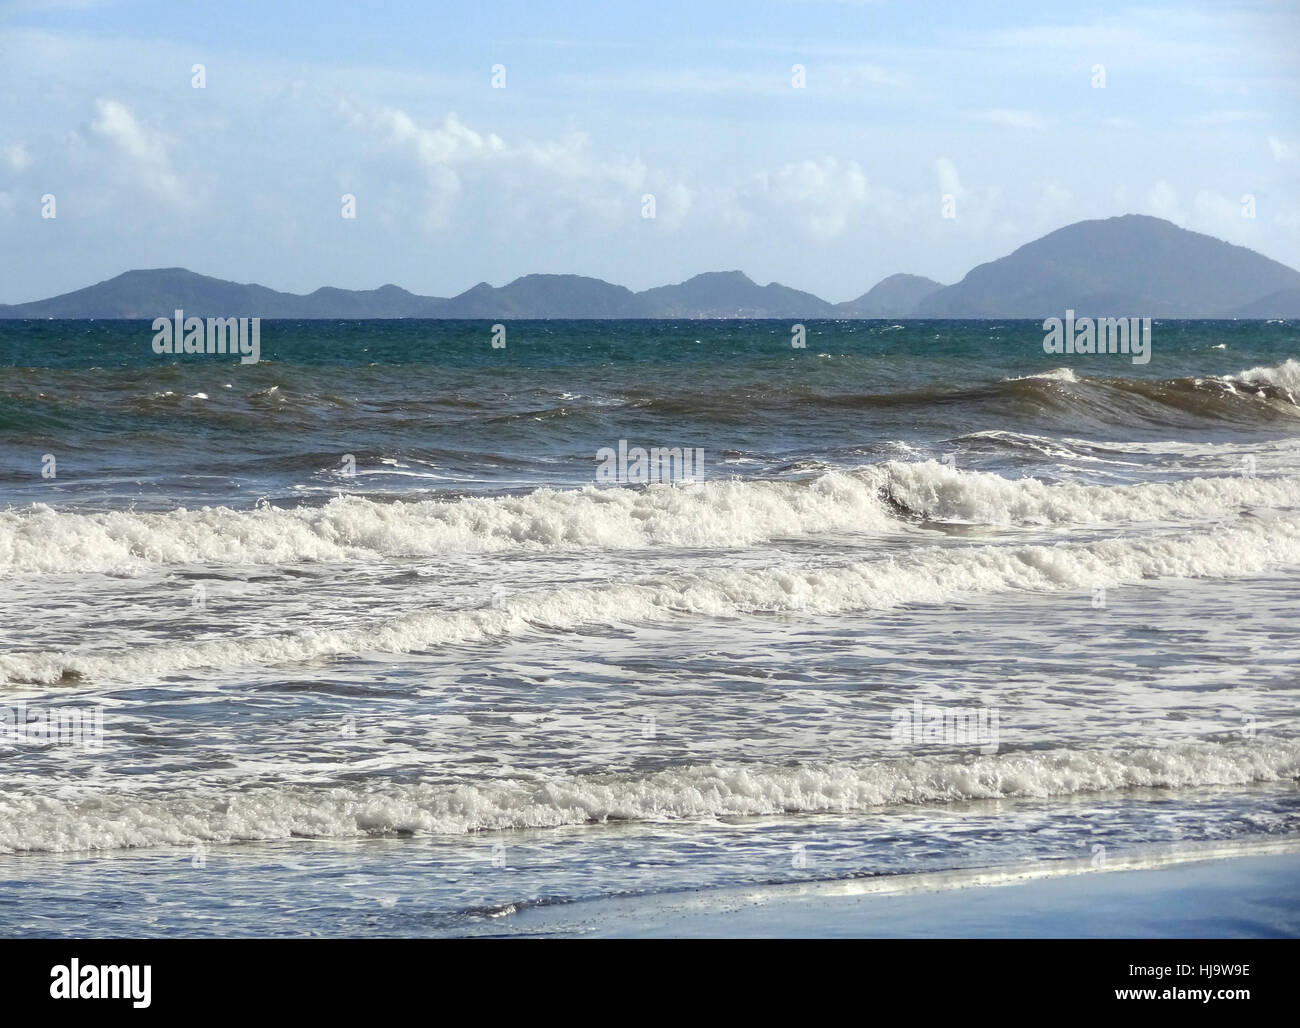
2,319,1297,509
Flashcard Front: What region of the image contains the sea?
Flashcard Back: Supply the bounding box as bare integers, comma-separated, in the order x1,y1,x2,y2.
1,318,1298,936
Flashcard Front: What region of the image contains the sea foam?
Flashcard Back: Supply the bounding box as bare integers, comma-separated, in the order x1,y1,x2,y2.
1,737,1294,853
3,514,1299,684
1,465,1297,575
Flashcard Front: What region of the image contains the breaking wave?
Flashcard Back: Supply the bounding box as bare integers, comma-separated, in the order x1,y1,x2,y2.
2,463,1298,574
1,738,1295,853
4,514,1300,684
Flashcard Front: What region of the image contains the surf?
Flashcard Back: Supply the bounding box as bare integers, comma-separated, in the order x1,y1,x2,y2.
5,513,1300,684
2,737,1295,854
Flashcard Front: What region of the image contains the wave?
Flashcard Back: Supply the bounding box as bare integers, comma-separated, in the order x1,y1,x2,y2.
7,360,1300,443
4,514,1300,684
938,360,1300,424
1,738,1294,853
619,360,1300,427
987,362,1300,428
1005,359,1300,404
0,475,890,574
876,461,1300,526
1005,368,1080,383
1234,357,1300,399
2,463,1297,576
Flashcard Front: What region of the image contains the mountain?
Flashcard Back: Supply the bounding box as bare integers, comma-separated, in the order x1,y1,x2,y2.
914,214,1300,318
438,274,640,317
634,271,838,318
0,267,841,319
0,268,446,319
836,273,945,317
4,217,1299,318
1225,288,1300,319
291,284,446,318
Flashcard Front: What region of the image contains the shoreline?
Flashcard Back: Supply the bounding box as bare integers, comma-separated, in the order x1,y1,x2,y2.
495,837,1300,938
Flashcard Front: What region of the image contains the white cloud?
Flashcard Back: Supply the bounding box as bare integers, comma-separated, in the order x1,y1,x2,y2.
90,98,182,200
1267,135,1296,162
367,106,665,234
1146,180,1186,224
2,142,32,171
1192,188,1245,233
380,110,504,167
1143,182,1253,239
934,157,965,198
1035,179,1073,222
755,156,871,238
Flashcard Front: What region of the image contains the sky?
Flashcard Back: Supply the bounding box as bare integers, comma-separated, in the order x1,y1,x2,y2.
1,0,1298,304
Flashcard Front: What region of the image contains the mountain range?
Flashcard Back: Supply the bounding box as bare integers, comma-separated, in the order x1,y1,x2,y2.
4,215,1299,319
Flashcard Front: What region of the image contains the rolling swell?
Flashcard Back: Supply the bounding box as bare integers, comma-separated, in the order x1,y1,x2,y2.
4,360,1299,439
530,360,1300,429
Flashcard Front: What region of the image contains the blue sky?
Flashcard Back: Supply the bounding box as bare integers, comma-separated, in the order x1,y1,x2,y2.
1,0,1298,303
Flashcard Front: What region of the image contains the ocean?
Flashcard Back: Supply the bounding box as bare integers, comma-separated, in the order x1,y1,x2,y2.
1,318,1298,936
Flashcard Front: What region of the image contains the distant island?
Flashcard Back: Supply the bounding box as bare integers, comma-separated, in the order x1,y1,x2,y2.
4,215,1300,319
